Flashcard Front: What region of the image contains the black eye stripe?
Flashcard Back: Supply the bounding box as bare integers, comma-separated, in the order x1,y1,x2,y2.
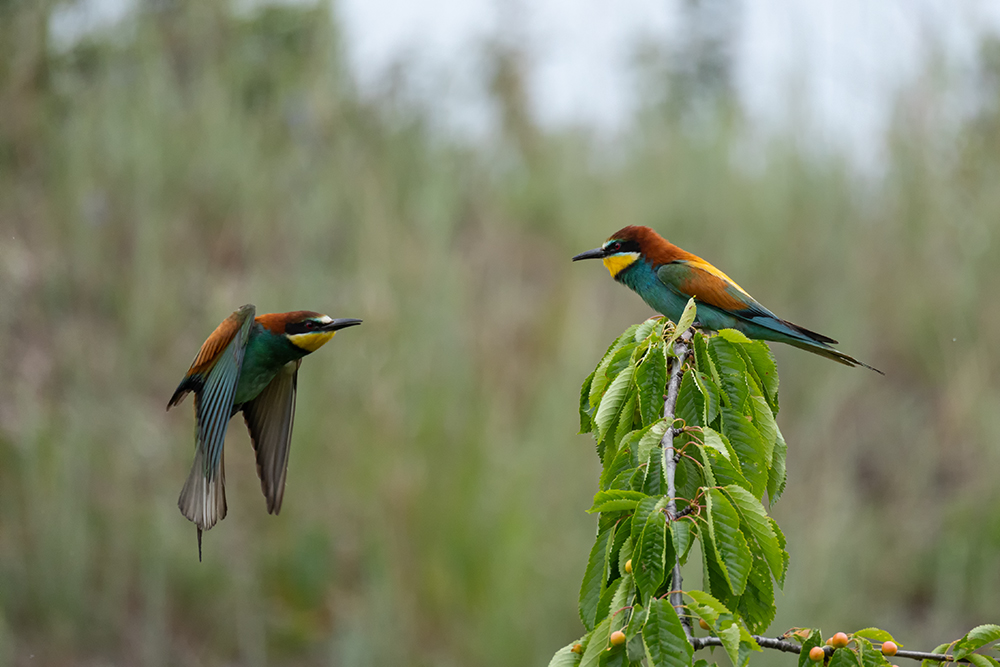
286,320,320,335
605,239,640,254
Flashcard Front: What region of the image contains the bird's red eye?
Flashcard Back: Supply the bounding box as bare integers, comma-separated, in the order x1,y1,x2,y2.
612,242,621,251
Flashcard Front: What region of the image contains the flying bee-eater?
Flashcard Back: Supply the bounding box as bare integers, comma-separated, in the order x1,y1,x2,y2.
167,305,362,558
573,225,882,373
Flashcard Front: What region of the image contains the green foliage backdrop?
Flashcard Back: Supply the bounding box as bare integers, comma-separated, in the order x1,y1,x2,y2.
1,2,1000,665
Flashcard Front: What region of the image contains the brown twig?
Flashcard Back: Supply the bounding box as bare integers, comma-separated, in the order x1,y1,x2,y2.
691,635,979,663
661,328,693,640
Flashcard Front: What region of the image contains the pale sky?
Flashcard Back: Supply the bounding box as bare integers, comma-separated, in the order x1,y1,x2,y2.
52,0,1000,163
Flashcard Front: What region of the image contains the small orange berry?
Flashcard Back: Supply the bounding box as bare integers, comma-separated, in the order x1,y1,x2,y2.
571,643,583,654
825,638,833,646
624,559,632,574
610,631,626,647
831,632,849,648
809,646,825,661
881,641,898,656
698,618,710,631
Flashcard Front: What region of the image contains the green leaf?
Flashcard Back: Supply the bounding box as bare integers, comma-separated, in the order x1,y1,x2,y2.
549,640,584,667
590,333,633,408
721,406,768,497
693,333,718,384
967,655,1000,667
737,554,775,633
766,427,788,506
706,489,752,596
637,341,667,426
642,442,664,496
618,536,634,577
633,510,668,599
609,574,635,630
674,449,706,510
723,485,786,586
852,628,898,645
635,420,669,466
769,518,788,589
700,525,736,610
855,637,893,667
625,605,647,662
675,370,704,428
631,496,662,545
596,362,636,440
736,641,759,667
705,447,751,493
580,371,596,434
588,489,648,514
741,340,779,412
717,329,753,345
642,598,693,667
665,298,698,350
920,643,951,667
829,647,862,667
592,340,639,409
700,428,728,458
614,393,640,451
694,372,721,425
955,625,1000,661
635,317,664,342
580,617,612,667
749,395,778,465
709,337,750,406
685,590,740,665
580,524,615,630
601,445,636,491
797,631,824,667
609,516,634,578
671,518,693,564
596,578,623,625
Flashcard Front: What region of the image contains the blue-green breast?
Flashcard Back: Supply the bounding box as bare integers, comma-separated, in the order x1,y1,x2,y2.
233,323,307,405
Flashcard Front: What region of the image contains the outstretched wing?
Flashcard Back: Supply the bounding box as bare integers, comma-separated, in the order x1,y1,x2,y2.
168,304,258,408
175,304,255,531
242,359,300,515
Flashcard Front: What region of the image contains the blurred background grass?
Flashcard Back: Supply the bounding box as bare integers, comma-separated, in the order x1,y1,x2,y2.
1,1,1000,665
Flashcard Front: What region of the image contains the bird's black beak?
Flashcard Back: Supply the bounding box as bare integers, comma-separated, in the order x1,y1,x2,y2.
323,318,363,332
572,248,607,261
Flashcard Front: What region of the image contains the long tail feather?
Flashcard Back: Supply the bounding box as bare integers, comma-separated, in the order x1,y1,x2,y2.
785,339,884,375
178,447,227,532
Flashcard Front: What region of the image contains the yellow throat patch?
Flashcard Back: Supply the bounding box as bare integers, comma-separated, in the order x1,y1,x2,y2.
602,252,640,278
288,331,336,352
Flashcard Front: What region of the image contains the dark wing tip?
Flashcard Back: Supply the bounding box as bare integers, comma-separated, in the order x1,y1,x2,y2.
781,319,839,346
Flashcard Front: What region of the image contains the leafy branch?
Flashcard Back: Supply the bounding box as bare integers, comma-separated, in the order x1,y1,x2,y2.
553,302,1000,667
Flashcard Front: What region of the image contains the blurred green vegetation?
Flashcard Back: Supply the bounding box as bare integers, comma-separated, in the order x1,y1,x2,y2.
1,1,999,665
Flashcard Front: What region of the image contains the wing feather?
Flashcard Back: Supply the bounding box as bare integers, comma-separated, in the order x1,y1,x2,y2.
168,304,256,409
657,261,765,314
177,304,255,531
241,360,300,514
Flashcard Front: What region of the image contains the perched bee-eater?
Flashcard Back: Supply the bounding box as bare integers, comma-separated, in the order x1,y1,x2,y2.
168,305,362,558
573,226,881,373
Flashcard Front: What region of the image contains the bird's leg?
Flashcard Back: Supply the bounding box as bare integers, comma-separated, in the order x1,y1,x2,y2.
197,527,203,563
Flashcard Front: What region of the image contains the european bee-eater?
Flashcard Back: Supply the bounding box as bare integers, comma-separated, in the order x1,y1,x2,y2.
573,225,882,373
168,305,362,558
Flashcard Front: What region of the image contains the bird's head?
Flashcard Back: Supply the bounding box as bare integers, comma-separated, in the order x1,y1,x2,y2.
257,311,363,353
572,226,653,278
